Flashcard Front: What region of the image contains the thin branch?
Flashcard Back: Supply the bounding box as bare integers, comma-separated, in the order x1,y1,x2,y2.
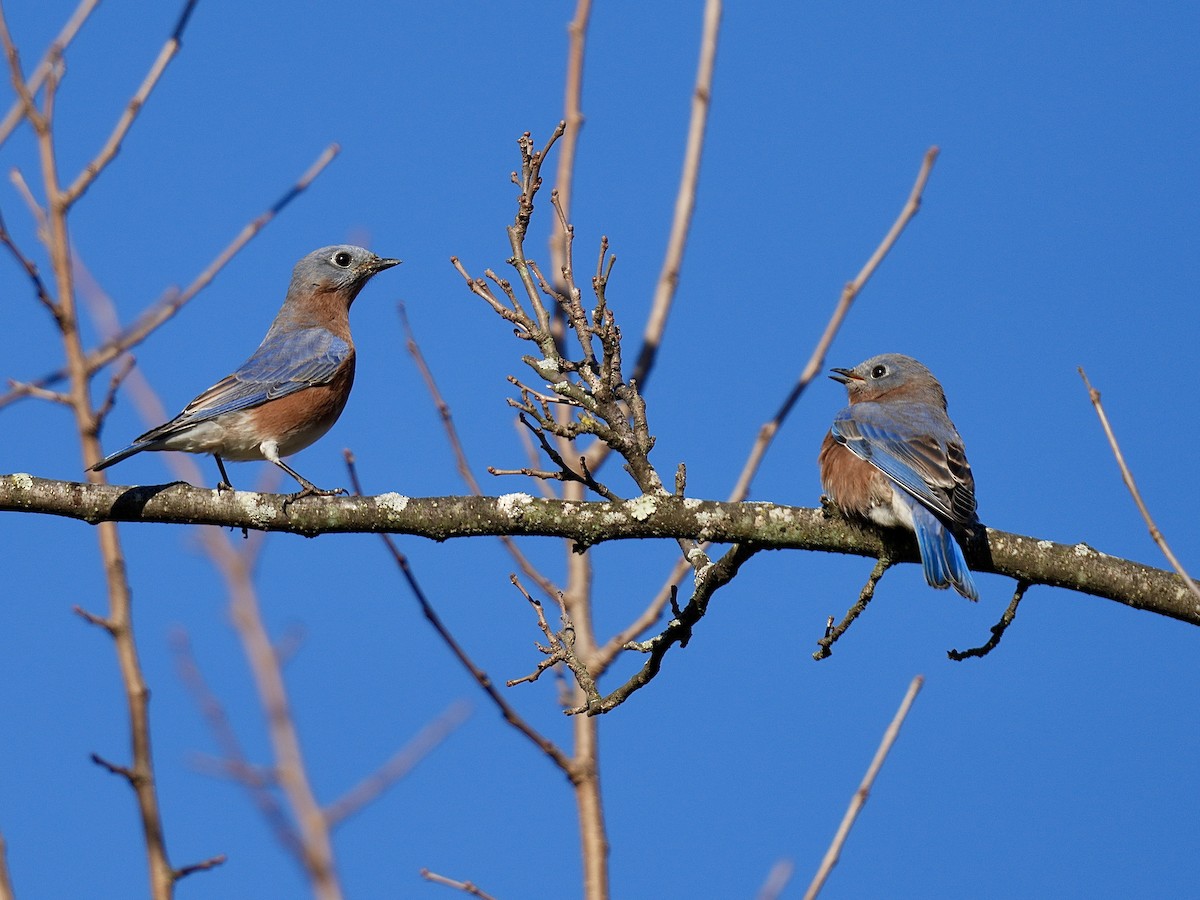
803,675,924,900
576,543,758,715
813,555,894,660
729,146,940,504
172,855,228,881
756,859,795,900
419,869,499,900
399,302,562,601
0,205,55,316
549,0,592,276
343,453,574,774
0,143,341,411
171,630,304,860
323,700,471,829
948,581,1030,661
0,0,100,147
629,0,722,389
0,830,13,900
64,0,200,206
1079,367,1200,603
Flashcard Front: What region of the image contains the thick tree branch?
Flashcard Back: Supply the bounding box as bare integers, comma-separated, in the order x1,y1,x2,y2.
3,474,1196,626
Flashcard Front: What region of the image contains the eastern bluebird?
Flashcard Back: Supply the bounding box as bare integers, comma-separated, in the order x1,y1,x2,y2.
91,245,400,496
818,353,980,600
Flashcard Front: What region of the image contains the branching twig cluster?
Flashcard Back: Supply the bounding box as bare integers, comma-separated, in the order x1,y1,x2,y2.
452,124,762,716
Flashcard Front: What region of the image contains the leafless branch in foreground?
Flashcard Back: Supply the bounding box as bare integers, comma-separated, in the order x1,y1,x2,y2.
804,675,924,900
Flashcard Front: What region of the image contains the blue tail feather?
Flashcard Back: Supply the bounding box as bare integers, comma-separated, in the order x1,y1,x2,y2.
910,503,979,601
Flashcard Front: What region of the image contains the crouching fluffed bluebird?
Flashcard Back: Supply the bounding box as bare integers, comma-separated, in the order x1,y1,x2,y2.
818,353,980,600
92,245,400,497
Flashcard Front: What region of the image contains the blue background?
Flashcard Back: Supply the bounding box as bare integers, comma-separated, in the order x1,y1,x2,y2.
2,2,1198,897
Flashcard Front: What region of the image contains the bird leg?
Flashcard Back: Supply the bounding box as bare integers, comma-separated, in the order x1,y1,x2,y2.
273,458,346,501
213,455,235,492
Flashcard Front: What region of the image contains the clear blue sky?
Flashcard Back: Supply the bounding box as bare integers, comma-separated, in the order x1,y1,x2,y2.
3,2,1198,897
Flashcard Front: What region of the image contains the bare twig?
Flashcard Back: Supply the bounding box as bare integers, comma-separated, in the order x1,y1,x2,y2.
0,143,341,411
323,700,471,828
398,302,561,601
0,0,99,147
948,581,1030,661
803,675,925,900
0,831,13,900
344,452,574,774
576,543,757,715
0,205,55,316
813,556,894,660
172,855,228,881
628,0,723,390
549,0,593,276
729,146,940,504
64,0,201,206
1079,367,1200,603
171,630,304,859
756,859,795,900
420,869,499,900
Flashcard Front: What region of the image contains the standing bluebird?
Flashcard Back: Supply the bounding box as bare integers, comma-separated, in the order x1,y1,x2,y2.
91,245,400,497
818,353,980,600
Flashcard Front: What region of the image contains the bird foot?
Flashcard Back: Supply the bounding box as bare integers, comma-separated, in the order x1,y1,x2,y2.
283,483,348,509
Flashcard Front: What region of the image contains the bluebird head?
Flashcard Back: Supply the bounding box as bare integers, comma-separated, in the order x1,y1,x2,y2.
829,353,947,407
289,245,401,306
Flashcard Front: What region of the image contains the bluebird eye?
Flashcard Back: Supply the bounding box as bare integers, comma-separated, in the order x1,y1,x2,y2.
871,365,887,378
333,251,352,267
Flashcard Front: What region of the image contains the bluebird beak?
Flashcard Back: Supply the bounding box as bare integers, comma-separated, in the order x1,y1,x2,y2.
829,367,861,385
370,256,402,273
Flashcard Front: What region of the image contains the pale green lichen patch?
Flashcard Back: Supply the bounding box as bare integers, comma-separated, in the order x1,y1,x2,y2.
683,497,702,510
498,493,535,517
627,495,658,521
375,492,411,513
235,493,276,527
12,473,33,491
1037,540,1053,551
1074,543,1096,558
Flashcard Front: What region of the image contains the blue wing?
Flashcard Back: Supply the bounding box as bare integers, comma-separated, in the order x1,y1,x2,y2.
141,327,351,440
91,325,353,472
831,401,977,529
